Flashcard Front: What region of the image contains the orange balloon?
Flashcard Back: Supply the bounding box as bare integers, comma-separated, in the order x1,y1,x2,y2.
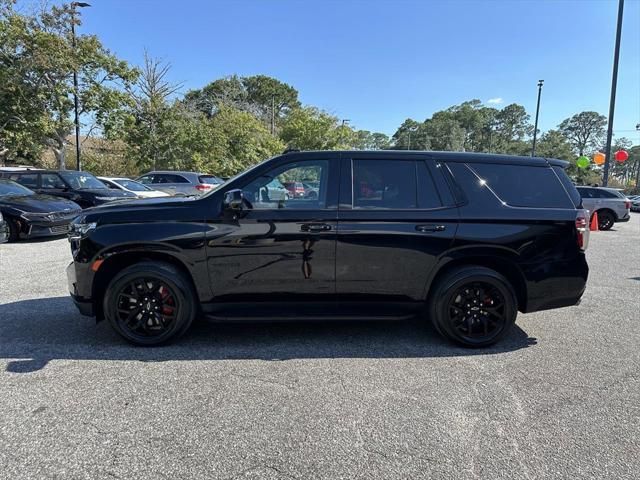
593,152,606,165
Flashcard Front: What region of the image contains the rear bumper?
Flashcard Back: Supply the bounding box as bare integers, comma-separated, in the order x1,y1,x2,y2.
616,213,631,223
521,253,589,313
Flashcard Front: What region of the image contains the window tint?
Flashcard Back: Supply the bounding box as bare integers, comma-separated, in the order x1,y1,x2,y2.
138,175,154,185
469,163,573,208
241,160,329,210
594,189,619,199
552,166,581,207
417,161,443,209
155,174,189,184
576,187,595,198
199,175,222,185
12,173,38,188
353,160,417,209
41,173,66,189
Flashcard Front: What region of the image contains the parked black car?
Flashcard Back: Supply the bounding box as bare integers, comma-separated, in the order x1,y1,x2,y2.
1,170,136,208
0,179,82,241
67,151,589,347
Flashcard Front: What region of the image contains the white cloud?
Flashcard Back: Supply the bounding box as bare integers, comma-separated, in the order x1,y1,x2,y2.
487,97,504,104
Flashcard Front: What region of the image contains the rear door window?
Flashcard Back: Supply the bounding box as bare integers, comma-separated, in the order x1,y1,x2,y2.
352,160,417,209
11,173,38,188
41,173,66,189
468,163,573,208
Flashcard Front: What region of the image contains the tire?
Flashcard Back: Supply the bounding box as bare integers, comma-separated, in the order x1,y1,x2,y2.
103,261,197,346
596,210,614,231
428,266,517,348
6,218,20,242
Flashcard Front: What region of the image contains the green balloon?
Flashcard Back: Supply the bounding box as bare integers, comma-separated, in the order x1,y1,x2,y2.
576,156,590,169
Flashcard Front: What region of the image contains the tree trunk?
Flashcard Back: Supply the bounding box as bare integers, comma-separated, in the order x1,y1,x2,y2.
54,146,66,170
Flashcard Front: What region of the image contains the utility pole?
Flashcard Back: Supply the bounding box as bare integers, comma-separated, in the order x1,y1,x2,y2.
271,96,275,135
70,2,91,171
531,79,544,156
602,0,624,187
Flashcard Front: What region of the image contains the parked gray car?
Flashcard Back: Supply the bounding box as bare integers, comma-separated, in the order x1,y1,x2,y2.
576,186,631,230
136,171,224,196
628,195,640,212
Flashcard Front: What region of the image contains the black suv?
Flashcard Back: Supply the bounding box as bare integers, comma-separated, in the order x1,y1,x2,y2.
2,170,136,208
66,151,589,347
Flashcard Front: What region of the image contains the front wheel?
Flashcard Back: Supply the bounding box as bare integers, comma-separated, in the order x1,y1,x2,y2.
103,261,197,346
428,266,517,347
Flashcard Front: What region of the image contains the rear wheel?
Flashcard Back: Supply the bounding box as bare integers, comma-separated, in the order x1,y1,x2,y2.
428,266,517,347
103,262,196,346
596,210,614,230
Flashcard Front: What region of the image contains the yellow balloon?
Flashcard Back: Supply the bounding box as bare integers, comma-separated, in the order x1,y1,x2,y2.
593,152,606,165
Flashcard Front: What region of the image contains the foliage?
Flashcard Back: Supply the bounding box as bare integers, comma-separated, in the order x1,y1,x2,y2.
280,107,356,151
558,111,607,156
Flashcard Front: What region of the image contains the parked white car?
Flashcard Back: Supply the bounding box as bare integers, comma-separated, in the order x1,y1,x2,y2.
98,177,171,198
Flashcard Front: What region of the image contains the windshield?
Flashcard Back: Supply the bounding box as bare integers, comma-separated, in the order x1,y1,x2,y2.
113,179,152,192
59,171,107,190
0,179,35,196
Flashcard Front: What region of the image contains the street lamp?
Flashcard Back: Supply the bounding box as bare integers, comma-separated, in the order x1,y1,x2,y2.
71,2,91,171
531,79,544,156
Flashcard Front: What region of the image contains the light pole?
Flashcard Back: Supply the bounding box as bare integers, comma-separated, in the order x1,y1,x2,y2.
531,79,544,156
70,2,90,171
602,0,624,187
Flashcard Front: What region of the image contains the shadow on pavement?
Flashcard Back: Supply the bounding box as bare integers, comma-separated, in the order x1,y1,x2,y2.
0,296,537,373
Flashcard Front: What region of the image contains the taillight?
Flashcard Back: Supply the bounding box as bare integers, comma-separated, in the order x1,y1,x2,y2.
575,210,589,250
625,200,631,209
195,184,212,192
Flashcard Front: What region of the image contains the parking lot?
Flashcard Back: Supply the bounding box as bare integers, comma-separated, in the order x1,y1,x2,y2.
0,215,638,479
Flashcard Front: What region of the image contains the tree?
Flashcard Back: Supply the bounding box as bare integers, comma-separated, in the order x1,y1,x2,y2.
558,111,607,156
184,75,248,118
185,75,299,133
424,114,465,151
242,75,300,133
535,130,573,160
279,107,355,150
353,130,390,150
391,119,422,149
0,1,137,169
209,106,285,177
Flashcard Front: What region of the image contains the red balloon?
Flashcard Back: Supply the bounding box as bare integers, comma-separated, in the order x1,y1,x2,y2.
614,150,629,162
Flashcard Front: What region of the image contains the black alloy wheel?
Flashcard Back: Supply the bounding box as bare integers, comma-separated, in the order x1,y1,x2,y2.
447,282,506,343
115,277,178,338
104,262,196,345
428,266,517,347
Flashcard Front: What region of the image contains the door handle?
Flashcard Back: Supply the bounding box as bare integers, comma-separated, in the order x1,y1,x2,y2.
415,224,446,233
301,223,332,232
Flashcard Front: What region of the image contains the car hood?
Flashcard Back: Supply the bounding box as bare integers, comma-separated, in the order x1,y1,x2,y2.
80,195,207,224
0,194,81,213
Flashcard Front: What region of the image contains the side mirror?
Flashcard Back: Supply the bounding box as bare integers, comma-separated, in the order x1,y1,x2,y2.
224,189,244,210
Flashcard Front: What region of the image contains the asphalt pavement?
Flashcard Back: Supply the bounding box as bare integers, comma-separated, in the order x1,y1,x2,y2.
0,215,639,479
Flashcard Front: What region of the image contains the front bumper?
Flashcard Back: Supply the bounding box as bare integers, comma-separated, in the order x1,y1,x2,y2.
20,217,75,239
67,261,94,317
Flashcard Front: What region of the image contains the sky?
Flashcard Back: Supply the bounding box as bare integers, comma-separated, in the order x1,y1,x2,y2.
71,0,640,141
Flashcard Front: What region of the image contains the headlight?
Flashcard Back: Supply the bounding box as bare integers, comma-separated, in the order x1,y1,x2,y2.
68,222,97,241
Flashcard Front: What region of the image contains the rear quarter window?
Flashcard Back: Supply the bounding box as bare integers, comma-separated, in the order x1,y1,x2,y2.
468,163,574,208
